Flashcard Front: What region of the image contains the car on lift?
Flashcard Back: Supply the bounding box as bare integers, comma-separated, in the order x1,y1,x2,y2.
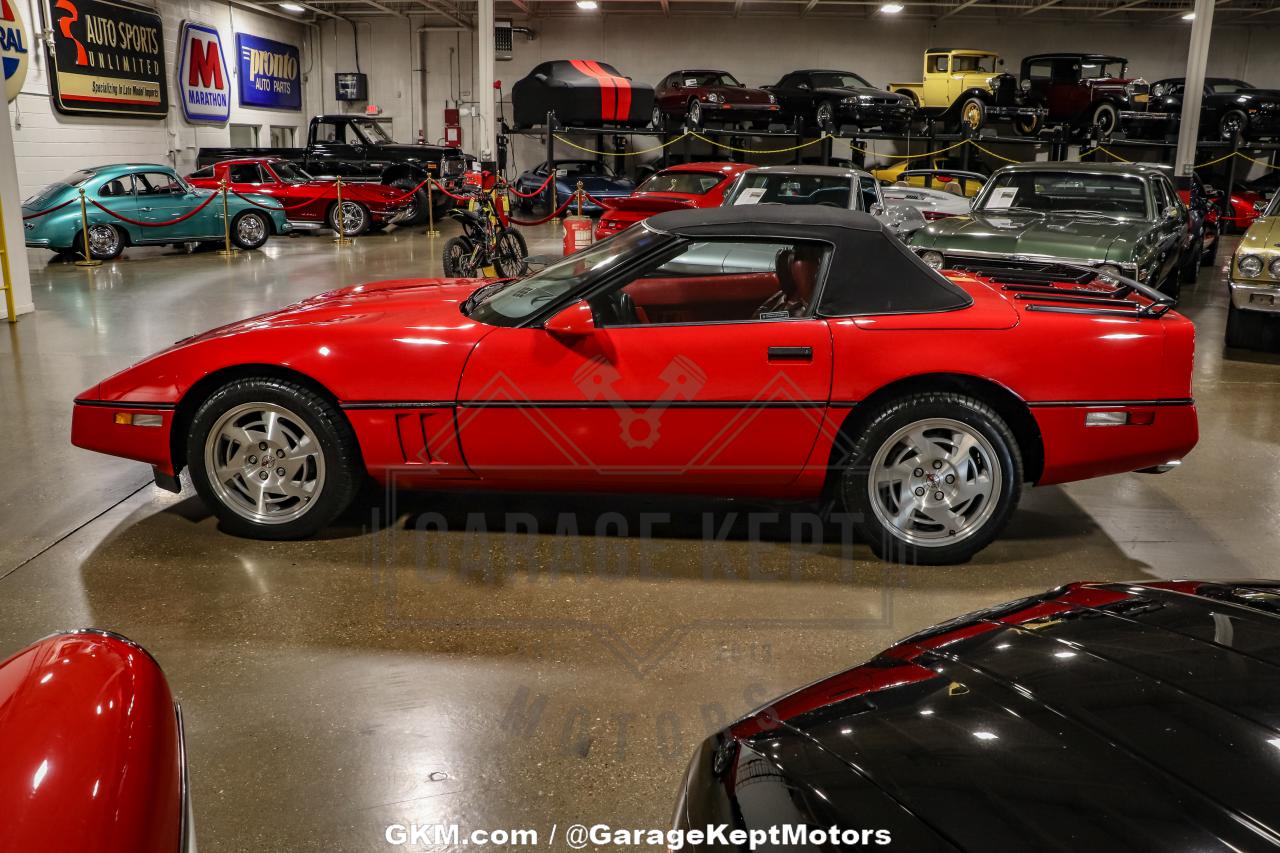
889,48,1046,135
720,164,926,237
196,114,471,227
2,630,193,852
21,164,290,260
910,162,1194,298
1016,53,1170,139
594,161,755,239
511,60,655,130
71,206,1196,565
652,69,781,130
763,69,915,133
511,159,635,214
674,580,1280,852
872,156,991,196
879,168,987,221
1150,77,1280,141
1227,192,1280,349
185,157,413,237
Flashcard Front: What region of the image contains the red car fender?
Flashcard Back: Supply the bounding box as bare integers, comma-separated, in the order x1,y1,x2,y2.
0,631,188,853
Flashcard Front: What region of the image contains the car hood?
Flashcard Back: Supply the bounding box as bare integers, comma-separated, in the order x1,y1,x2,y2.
819,85,908,101
708,86,774,104
913,210,1148,264
708,581,1280,851
1239,214,1280,254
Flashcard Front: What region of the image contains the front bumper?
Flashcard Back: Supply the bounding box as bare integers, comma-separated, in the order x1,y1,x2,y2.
837,103,915,126
702,103,781,120
1229,277,1280,314
987,105,1048,119
71,400,176,475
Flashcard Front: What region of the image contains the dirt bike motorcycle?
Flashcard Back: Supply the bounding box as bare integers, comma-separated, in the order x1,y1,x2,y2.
442,184,529,278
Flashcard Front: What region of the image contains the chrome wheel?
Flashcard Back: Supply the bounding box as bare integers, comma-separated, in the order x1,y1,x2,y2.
688,100,702,127
651,105,663,130
868,417,1002,547
816,102,833,128
236,213,266,246
87,224,120,258
332,200,366,236
203,402,325,525
961,100,983,130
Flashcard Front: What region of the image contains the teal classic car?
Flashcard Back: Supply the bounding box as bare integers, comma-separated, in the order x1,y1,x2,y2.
22,164,291,260
909,162,1191,298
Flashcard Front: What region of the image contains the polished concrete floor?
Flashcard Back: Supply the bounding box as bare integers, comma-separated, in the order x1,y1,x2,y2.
1,222,1278,851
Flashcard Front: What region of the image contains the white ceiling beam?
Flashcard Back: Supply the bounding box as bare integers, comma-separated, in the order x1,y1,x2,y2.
940,0,982,17
231,1,327,23
801,0,821,13
1020,0,1060,14
407,0,474,26
1095,0,1147,17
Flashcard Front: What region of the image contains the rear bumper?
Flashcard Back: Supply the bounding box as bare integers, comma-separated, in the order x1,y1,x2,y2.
1229,278,1280,313
71,400,176,475
1032,402,1198,486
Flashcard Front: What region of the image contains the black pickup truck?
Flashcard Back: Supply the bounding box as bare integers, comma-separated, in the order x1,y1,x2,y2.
197,115,473,225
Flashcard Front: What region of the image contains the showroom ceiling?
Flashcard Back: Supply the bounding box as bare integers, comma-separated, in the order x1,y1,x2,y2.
264,0,1280,21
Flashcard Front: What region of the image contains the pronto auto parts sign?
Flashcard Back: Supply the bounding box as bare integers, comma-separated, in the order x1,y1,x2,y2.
46,0,167,118
177,20,228,123
236,32,300,111
1,0,29,103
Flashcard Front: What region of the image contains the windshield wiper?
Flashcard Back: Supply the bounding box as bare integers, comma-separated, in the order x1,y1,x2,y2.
461,281,510,315
1053,209,1126,220
986,206,1046,216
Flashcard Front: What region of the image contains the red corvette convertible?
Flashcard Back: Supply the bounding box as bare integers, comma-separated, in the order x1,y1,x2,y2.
594,161,754,239
186,157,412,237
70,207,1197,564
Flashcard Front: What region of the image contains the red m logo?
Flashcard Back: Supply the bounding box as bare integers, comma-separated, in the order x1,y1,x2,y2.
188,37,223,89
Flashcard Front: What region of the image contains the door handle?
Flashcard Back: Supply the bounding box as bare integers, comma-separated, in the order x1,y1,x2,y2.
768,346,813,362
138,206,154,212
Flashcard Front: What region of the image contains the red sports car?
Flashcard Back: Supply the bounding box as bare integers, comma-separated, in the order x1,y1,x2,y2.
70,207,1197,564
186,157,412,237
594,162,754,239
653,69,781,130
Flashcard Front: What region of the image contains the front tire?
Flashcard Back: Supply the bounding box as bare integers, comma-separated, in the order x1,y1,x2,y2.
494,228,528,278
443,236,480,277
840,393,1022,565
328,200,369,237
1220,109,1248,141
230,211,270,250
187,378,360,539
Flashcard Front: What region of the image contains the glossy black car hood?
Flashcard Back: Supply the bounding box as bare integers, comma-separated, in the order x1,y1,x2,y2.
818,85,908,100
687,582,1280,851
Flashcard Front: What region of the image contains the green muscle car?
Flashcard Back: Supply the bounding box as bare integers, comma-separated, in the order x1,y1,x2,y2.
909,162,1191,297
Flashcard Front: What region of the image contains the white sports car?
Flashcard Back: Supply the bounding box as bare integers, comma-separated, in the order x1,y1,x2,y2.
880,169,986,222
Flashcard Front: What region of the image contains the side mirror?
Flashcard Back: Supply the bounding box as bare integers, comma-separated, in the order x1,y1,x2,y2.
869,203,885,217
544,300,595,338
1163,205,1182,221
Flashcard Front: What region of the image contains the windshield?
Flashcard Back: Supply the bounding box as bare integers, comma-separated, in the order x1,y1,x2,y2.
1209,79,1254,94
951,54,998,74
1267,194,1280,218
351,118,394,145
1078,59,1126,79
725,172,853,209
637,171,725,195
272,161,313,182
684,72,741,87
467,226,669,326
978,171,1149,218
811,72,872,89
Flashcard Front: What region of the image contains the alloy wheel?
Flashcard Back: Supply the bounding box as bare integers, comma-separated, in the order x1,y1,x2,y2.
867,417,1002,547
237,213,265,246
335,201,365,236
87,224,119,258
203,402,326,525
816,103,832,128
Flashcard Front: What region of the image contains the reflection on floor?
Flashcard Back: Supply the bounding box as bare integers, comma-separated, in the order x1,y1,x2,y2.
0,222,1277,853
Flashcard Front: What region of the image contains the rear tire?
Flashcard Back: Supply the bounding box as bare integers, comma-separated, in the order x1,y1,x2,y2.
1179,238,1201,285
230,211,270,250
1088,102,1119,138
1220,110,1248,141
1201,224,1220,265
75,223,124,260
187,377,360,540
1225,300,1280,351
958,98,986,132
1013,112,1044,137
840,392,1022,565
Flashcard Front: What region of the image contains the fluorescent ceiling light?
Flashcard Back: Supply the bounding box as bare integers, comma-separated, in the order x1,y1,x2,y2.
881,2,905,11
279,2,306,12
576,0,599,8
1181,11,1194,19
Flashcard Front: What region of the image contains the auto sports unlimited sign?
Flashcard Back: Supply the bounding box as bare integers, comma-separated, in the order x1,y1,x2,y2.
46,0,167,118
177,21,228,123
236,33,301,111
1,0,29,103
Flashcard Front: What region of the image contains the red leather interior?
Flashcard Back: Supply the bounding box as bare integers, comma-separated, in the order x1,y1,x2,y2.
624,272,779,324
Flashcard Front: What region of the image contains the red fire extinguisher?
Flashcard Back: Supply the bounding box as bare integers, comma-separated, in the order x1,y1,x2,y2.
562,180,593,255
444,107,462,148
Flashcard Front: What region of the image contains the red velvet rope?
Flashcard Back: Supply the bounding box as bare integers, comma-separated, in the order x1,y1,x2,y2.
382,176,433,204
230,187,333,212
22,198,75,220
507,193,580,226
580,190,618,210
88,190,220,227
503,172,555,199
429,179,472,203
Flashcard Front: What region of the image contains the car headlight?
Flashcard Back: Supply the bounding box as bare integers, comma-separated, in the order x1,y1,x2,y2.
1019,79,1031,93
920,250,944,270
768,93,777,104
1151,83,1166,98
707,92,723,103
1238,254,1264,277
841,96,858,105
1270,257,1280,279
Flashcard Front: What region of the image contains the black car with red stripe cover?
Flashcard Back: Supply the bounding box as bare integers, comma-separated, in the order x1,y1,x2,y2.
512,60,656,129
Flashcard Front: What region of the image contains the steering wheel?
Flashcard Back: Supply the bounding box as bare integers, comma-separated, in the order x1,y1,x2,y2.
615,291,641,325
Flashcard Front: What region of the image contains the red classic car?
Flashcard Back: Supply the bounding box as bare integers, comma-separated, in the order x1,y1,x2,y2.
186,157,412,237
1,630,191,853
594,162,755,239
653,69,780,130
70,206,1197,565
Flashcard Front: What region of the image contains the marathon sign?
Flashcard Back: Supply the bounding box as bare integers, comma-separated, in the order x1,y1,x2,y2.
1,0,29,103
177,21,228,123
45,0,167,118
236,32,301,111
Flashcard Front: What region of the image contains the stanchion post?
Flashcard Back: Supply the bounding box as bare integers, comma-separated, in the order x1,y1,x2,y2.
426,180,439,237
333,177,352,245
576,180,583,218
74,187,103,268
0,196,16,322
217,178,237,257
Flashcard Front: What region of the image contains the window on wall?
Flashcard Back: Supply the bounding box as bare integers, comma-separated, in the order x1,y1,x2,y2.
270,126,296,147
229,124,260,147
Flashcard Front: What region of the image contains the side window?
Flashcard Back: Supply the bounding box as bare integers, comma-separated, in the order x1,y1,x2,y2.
858,176,881,212
98,176,132,197
313,121,342,143
1026,61,1053,80
593,240,829,327
135,172,182,195
228,164,262,183
189,166,214,180
928,54,949,74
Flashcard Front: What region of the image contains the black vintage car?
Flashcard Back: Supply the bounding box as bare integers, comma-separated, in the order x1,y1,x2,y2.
511,60,655,129
1151,77,1280,141
763,69,915,133
1017,53,1169,138
674,580,1280,851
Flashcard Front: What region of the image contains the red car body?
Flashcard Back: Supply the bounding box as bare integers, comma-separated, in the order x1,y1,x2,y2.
0,631,188,853
654,69,781,129
186,157,412,232
1220,187,1264,232
594,162,754,239
70,207,1197,560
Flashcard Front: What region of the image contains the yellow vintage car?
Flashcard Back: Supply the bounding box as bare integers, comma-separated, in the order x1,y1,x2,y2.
889,48,1046,135
1227,193,1280,349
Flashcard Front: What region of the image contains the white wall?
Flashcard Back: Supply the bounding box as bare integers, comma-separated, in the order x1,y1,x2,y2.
8,0,320,201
